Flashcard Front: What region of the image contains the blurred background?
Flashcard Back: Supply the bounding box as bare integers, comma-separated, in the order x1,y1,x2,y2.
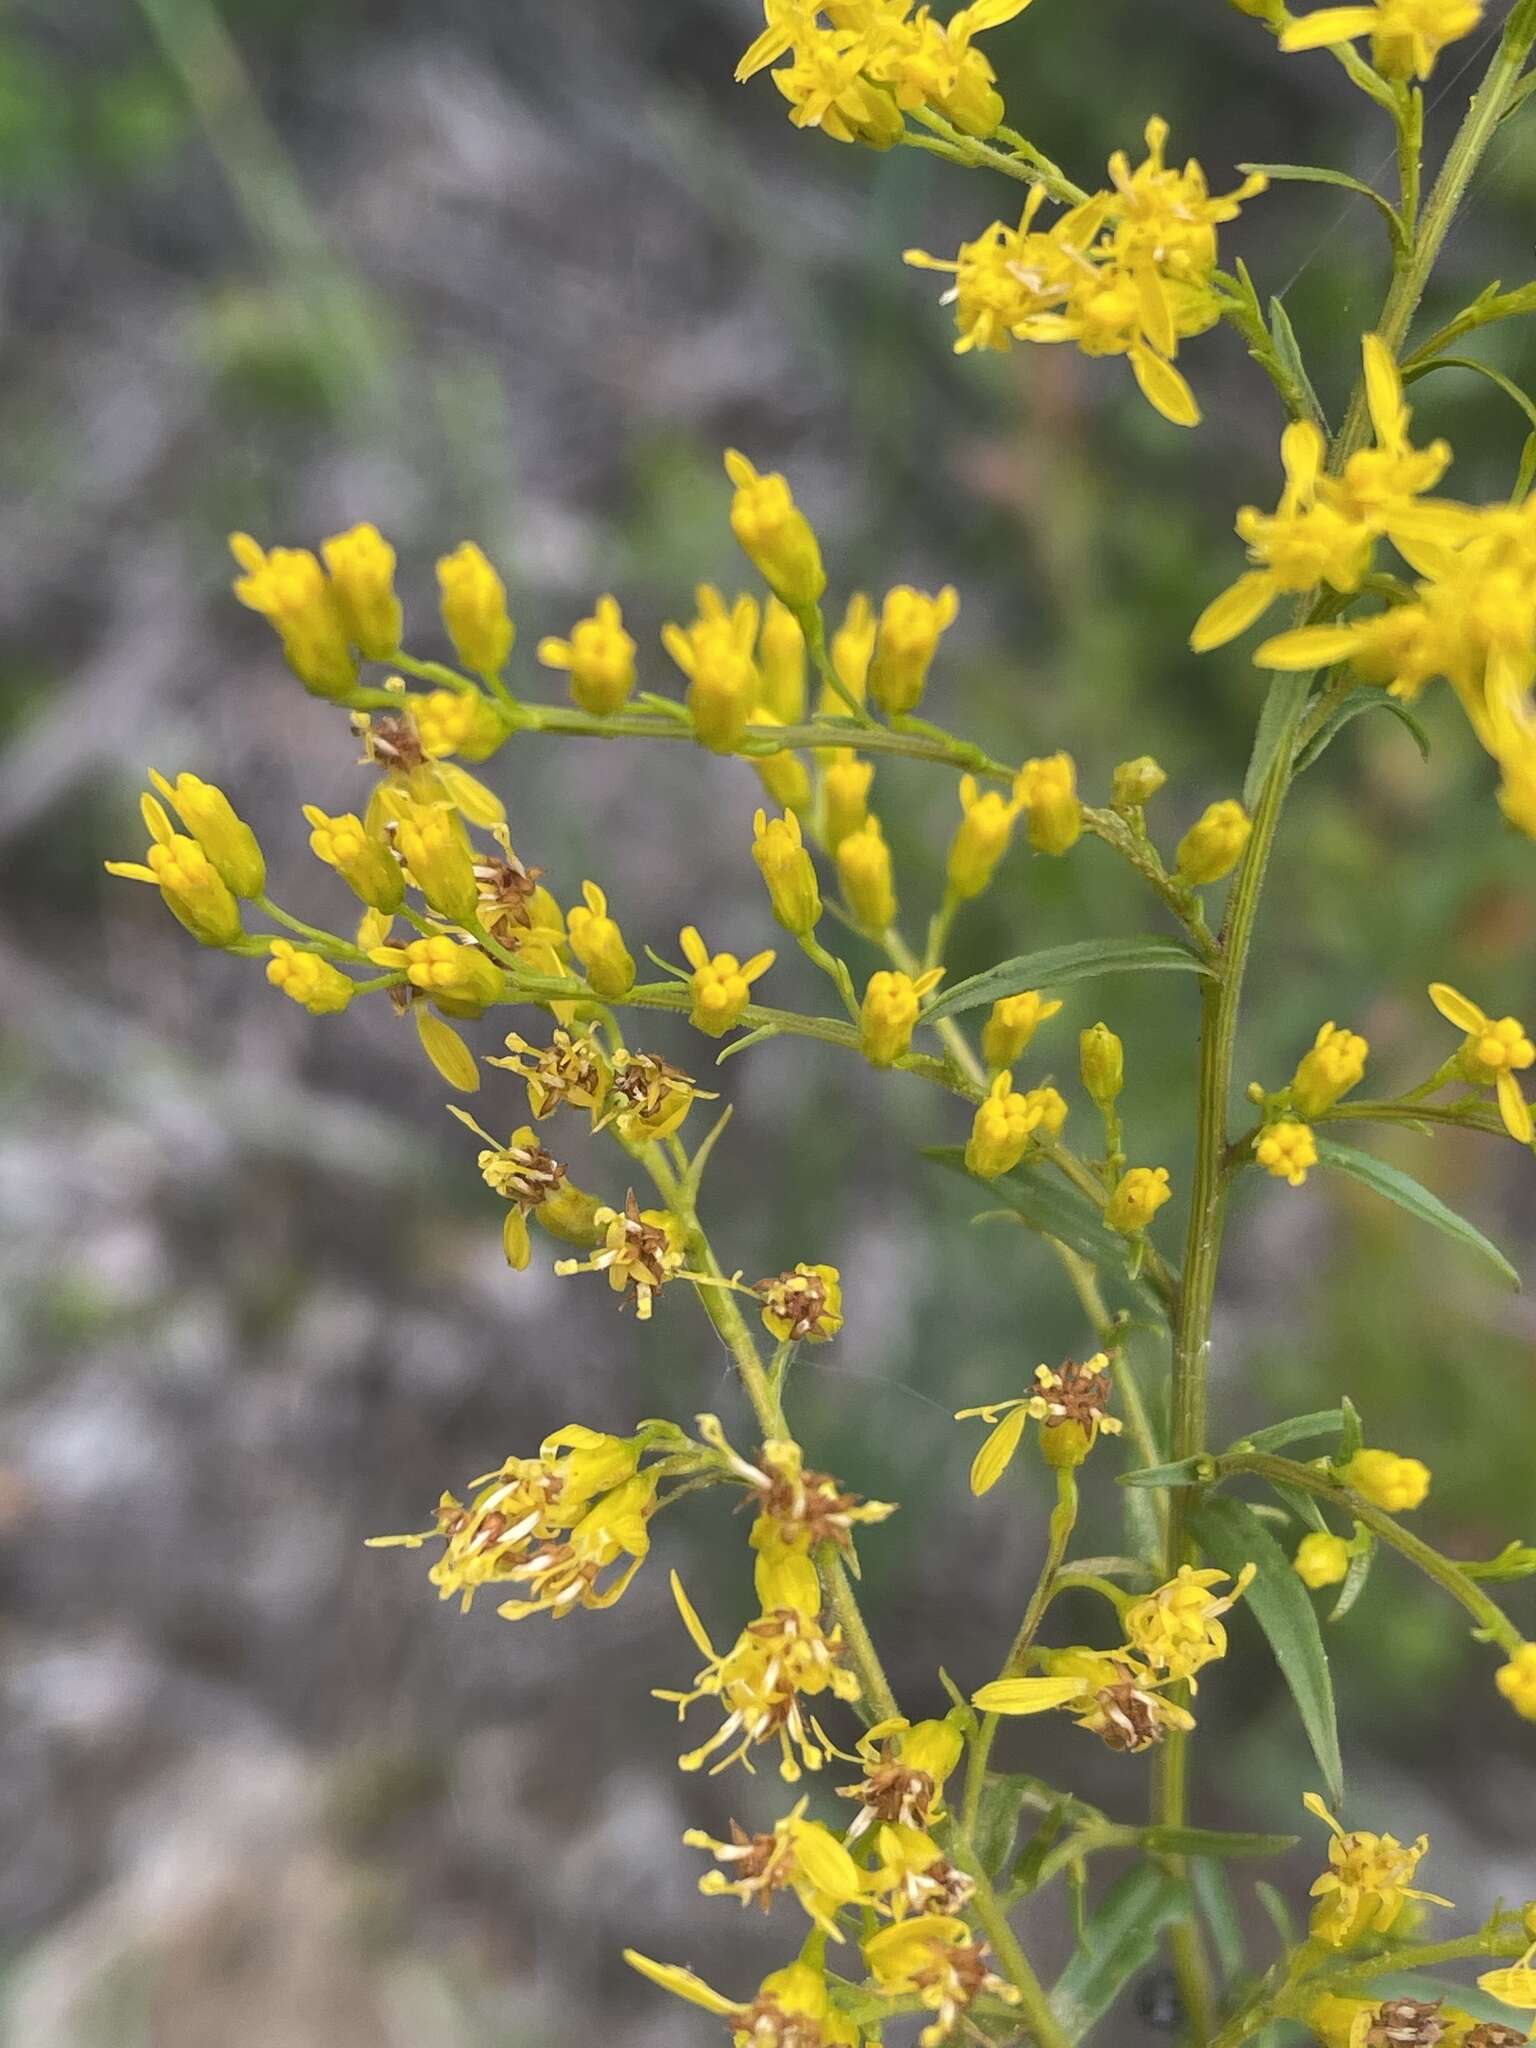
1,1,1533,2042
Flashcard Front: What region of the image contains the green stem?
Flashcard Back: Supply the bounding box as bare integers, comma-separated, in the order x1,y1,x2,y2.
1217,1452,1525,1655
255,895,368,960
947,1837,1078,2048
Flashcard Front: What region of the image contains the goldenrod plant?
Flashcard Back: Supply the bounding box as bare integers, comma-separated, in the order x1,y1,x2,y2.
108,4,1536,2043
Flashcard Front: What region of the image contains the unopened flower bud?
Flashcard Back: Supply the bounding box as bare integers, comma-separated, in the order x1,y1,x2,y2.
821,750,874,851
229,532,357,699
266,939,356,1015
1339,1447,1431,1513
303,805,403,912
149,769,266,899
947,774,1020,900
860,967,941,1067
680,925,774,1036
322,522,403,660
981,990,1062,1070
105,793,246,948
1176,799,1252,885
377,934,505,1014
1106,1165,1172,1235
413,688,514,765
537,595,636,716
390,797,480,923
837,815,896,931
1293,1531,1352,1589
1080,1022,1124,1107
1015,753,1083,856
1292,1021,1368,1118
748,710,813,813
724,449,826,609
965,1071,1039,1178
567,881,636,1000
752,807,821,934
437,541,516,678
1112,756,1167,812
1254,1118,1317,1186
868,584,959,715
757,597,807,723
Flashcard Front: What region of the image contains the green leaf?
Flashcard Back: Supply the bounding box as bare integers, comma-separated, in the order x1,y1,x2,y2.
1255,1880,1297,1949
1404,352,1536,438
1244,668,1315,811
1292,688,1432,773
1049,1866,1191,2042
922,936,1213,1023
1190,1496,1343,1806
1329,1525,1375,1624
1228,1409,1345,1455
1012,1802,1071,1895
1268,295,1329,432
1265,1477,1330,1535
926,1147,1125,1268
1120,1454,1215,1488
1130,1826,1300,1859
1516,430,1536,506
973,1776,1024,1878
1315,1137,1521,1290
1192,1859,1246,1987
1242,163,1404,247
1339,1394,1364,1461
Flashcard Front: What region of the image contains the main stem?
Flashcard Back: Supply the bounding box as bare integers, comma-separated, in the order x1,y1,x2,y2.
1154,13,1536,2034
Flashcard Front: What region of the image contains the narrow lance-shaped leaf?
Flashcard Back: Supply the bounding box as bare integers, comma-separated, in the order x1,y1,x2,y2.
1190,1495,1343,1806
1228,1409,1346,1455
1049,1866,1191,2042
1292,688,1431,774
1315,1137,1521,1291
922,936,1213,1024
925,1146,1126,1268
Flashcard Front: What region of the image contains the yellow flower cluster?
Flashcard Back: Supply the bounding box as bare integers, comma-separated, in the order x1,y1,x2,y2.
956,1353,1123,1488
1280,0,1484,82
365,1425,658,1620
1303,1791,1451,1945
907,119,1266,425
737,0,1037,148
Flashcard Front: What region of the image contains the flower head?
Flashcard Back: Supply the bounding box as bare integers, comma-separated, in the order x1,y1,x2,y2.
1293,1021,1370,1119
1255,1118,1318,1187
624,1953,862,2048
860,967,942,1067
266,940,356,1017
756,1263,844,1343
680,924,776,1035
304,805,403,912
537,595,636,715
1495,1643,1536,1722
1281,0,1483,81
566,880,637,999
684,1796,864,1938
838,1715,966,1839
1015,752,1084,854
664,585,761,752
1304,1791,1451,1945
106,793,245,949
1295,1530,1353,1589
981,989,1063,1070
725,449,827,608
605,1049,715,1143
1124,1562,1256,1687
837,814,897,930
492,1028,610,1121
553,1191,687,1319
947,773,1021,900
436,541,515,677
1429,983,1534,1143
753,807,822,934
229,531,357,697
863,1915,1018,2047
956,1354,1122,1492
1106,1164,1173,1234
869,583,960,715
1176,799,1252,885
1340,1447,1431,1513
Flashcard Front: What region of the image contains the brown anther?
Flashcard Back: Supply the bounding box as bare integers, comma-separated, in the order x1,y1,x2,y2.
369,713,426,771
1464,2027,1529,2048
751,1458,865,1550
1040,1356,1113,1433
617,1189,673,1288
1090,1674,1166,1753
840,1749,938,1828
755,1269,831,1342
497,1140,566,1211
611,1051,694,1108
741,1994,825,2048
1366,1999,1448,2048
475,853,544,928
723,1821,790,1909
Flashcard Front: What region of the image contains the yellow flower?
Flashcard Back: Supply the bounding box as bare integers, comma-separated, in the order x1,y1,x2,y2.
837,814,897,930
947,774,1021,900
697,1424,894,1564
1023,1083,1069,1136
863,1915,1017,2047
1053,1650,1200,1752
869,583,960,715
1189,422,1372,651
566,880,636,999
679,924,775,1035
1106,1164,1172,1234
1481,1943,1536,2009
1176,798,1252,884
1080,1022,1124,1107
1124,1561,1257,1687
749,708,813,812
1495,1643,1536,1721
664,584,761,752
303,805,403,911
757,595,807,722
956,1355,1122,1492
495,1471,659,1621
553,1191,686,1320
411,687,512,765
1294,1531,1353,1589
1255,1118,1318,1187
624,1954,861,2047
981,990,1062,1070
838,1715,966,1839
685,1795,864,1939
870,1823,976,1923
753,806,822,933
147,769,266,899
657,1570,861,1780
755,1262,844,1342
1304,1791,1452,1946
384,795,481,923
860,966,942,1067
964,1069,1048,1179
1428,982,1535,1143
321,522,402,661
370,933,504,1013
1340,1447,1431,1513
229,531,357,698
446,1105,569,1268
436,541,516,678
537,595,636,715
820,749,875,851
1015,752,1083,855
105,793,245,949
492,1027,611,1121
724,448,826,608
769,23,906,149
825,591,878,714
1281,0,1483,80
603,1050,716,1144
1292,1021,1370,1118
265,939,356,1016
1112,755,1168,811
